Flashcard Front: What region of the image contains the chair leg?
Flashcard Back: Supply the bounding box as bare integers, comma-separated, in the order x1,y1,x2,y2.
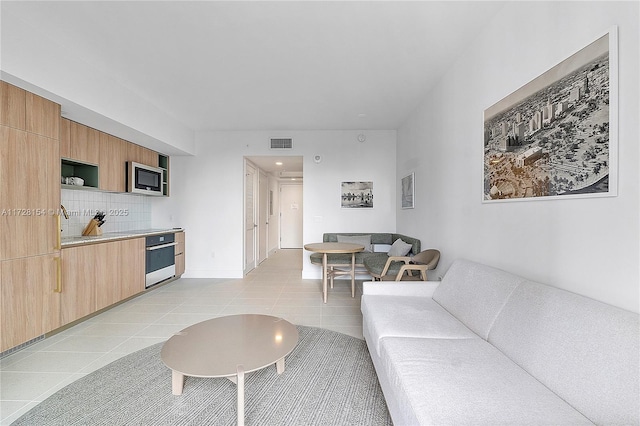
330,267,334,288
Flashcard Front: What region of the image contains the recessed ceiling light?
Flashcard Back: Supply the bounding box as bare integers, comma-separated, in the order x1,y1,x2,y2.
275,162,283,166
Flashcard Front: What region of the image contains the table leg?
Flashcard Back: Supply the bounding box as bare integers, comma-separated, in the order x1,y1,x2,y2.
276,357,285,374
171,370,184,395
322,252,328,303
351,252,356,298
237,365,245,426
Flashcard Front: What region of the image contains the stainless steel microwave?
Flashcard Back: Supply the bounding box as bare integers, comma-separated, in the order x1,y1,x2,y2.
127,161,163,196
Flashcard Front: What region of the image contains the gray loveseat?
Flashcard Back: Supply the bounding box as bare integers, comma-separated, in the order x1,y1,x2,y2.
309,233,421,278
362,258,639,425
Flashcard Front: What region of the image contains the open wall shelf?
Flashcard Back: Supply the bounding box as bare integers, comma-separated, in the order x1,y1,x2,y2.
61,159,99,188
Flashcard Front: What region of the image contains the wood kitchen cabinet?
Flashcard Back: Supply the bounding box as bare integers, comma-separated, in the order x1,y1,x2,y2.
175,231,185,276
120,238,145,299
96,238,145,309
98,133,127,192
0,81,61,352
127,142,158,167
0,127,60,260
0,253,62,352
61,238,145,326
0,81,26,129
60,118,100,165
26,91,60,139
60,244,98,325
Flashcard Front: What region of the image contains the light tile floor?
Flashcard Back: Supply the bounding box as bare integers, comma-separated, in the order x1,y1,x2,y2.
0,249,365,425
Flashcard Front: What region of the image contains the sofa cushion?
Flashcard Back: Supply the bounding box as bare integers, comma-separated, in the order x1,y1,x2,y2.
387,238,412,256
361,295,477,356
337,234,372,252
309,251,375,266
433,259,524,339
488,280,640,425
379,337,593,426
391,233,420,255
362,253,404,277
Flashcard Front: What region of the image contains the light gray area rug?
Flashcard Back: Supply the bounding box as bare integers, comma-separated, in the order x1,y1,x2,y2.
13,326,392,425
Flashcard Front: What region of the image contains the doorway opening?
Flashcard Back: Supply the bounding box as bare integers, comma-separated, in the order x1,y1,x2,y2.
243,156,303,275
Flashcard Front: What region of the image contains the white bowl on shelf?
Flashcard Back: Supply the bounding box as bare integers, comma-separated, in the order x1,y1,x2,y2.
68,177,84,186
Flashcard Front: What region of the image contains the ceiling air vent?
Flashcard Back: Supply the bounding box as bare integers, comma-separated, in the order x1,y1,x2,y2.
270,138,293,150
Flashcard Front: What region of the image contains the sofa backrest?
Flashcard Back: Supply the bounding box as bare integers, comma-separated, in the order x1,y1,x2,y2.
432,259,525,339
488,280,640,425
322,233,421,255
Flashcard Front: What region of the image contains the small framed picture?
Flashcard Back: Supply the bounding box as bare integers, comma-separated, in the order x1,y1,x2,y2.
341,181,373,208
401,173,415,209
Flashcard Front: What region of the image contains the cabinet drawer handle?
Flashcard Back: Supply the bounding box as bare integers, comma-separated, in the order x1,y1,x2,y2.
54,257,62,293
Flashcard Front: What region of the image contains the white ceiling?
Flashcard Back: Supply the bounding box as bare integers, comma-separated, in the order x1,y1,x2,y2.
246,155,304,176
2,1,505,133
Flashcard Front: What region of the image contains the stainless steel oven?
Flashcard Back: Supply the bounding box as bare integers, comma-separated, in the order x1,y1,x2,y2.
145,233,176,288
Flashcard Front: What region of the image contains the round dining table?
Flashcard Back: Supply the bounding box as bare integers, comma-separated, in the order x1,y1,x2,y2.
304,242,364,303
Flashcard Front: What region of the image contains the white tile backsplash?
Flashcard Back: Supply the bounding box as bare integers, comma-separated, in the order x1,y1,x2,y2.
61,189,151,237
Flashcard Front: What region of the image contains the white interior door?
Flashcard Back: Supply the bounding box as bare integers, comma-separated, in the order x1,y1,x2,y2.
280,183,303,248
258,171,268,264
244,162,257,273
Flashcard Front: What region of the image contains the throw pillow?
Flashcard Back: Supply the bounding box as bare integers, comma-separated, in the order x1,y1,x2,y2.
337,234,372,252
388,238,412,257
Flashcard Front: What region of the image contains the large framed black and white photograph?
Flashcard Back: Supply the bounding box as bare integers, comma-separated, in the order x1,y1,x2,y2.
483,26,618,202
401,173,415,209
341,181,373,208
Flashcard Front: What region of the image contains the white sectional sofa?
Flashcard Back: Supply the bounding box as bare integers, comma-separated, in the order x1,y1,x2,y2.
361,259,639,425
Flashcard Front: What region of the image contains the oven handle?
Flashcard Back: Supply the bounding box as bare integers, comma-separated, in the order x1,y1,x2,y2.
146,242,178,251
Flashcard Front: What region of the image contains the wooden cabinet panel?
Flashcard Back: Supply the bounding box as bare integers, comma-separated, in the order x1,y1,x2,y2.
59,117,71,158
99,133,127,192
61,245,97,325
1,253,61,352
120,238,145,299
175,231,185,276
0,81,26,130
127,142,158,167
175,253,185,277
26,92,60,139
0,85,62,351
0,128,59,260
95,242,121,310
71,121,99,165
60,118,100,165
62,238,144,324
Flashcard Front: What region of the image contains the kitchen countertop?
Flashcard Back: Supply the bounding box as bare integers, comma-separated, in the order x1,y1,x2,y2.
61,228,184,248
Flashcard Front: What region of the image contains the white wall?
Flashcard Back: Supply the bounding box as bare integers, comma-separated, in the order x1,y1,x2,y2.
61,190,151,237
161,130,397,279
268,176,281,255
1,6,195,156
397,1,639,312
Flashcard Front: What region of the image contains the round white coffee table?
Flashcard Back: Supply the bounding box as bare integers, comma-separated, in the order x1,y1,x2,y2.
160,314,299,426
